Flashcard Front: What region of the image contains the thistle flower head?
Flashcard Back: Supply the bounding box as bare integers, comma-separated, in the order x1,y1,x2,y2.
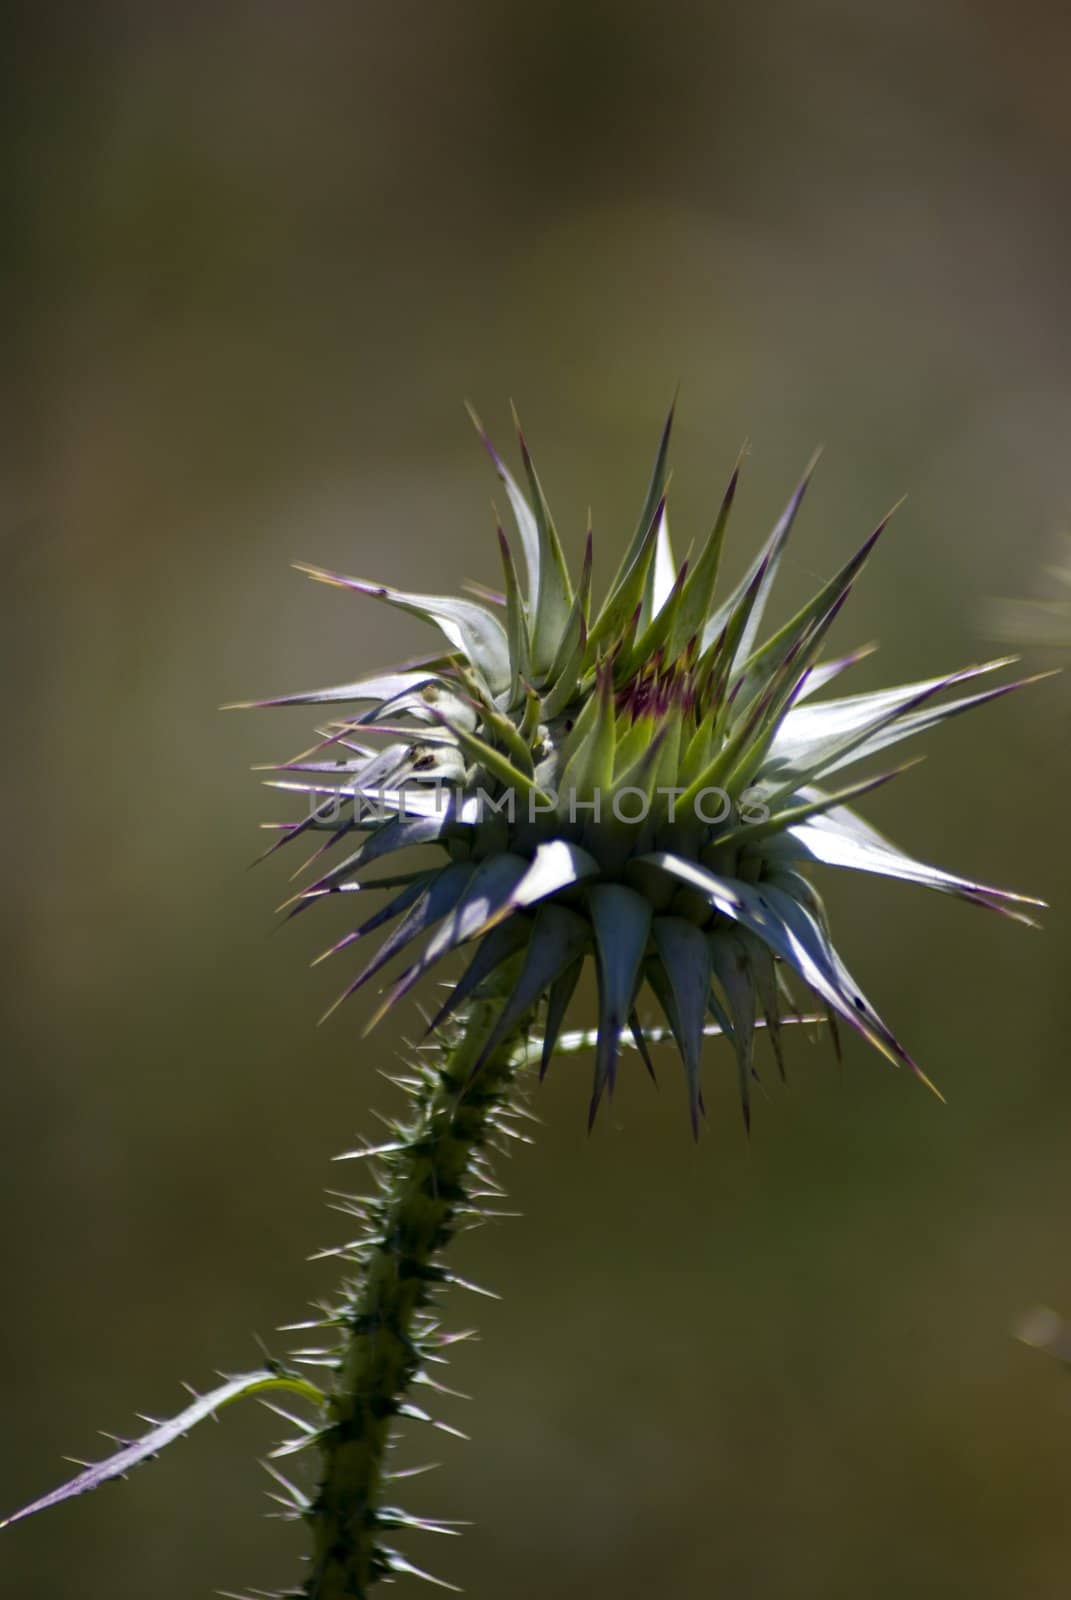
242,405,1043,1131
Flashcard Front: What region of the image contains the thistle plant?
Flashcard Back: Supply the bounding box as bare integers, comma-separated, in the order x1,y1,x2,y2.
2,405,1045,1596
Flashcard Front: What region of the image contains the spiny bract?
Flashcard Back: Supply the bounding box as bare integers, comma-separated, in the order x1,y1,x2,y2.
243,405,1043,1131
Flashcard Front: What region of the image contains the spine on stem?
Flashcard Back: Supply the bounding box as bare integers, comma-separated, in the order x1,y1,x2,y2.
302,988,532,1598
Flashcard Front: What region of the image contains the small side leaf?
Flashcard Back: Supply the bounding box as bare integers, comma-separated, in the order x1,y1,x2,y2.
1,1370,323,1532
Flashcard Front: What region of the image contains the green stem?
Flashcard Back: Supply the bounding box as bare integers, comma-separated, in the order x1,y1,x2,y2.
302,990,530,1598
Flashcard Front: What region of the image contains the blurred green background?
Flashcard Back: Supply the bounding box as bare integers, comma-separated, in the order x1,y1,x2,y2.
4,3,1071,1596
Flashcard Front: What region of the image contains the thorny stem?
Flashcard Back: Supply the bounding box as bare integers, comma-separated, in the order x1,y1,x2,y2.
303,987,532,1598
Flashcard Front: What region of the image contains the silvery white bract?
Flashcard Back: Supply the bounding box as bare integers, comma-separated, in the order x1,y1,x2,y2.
240,405,1043,1131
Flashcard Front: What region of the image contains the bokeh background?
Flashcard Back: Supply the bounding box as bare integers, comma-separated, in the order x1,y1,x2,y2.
4,3,1071,1596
